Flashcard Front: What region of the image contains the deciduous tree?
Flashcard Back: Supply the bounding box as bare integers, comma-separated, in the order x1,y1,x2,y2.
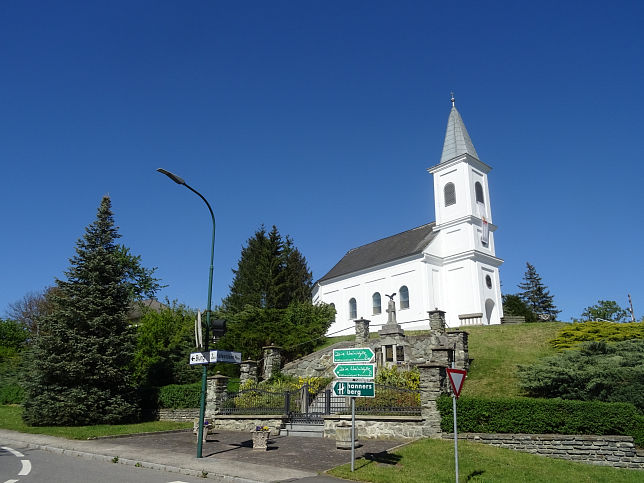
580,300,629,322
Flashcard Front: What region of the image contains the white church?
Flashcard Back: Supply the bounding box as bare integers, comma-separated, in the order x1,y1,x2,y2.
313,98,504,334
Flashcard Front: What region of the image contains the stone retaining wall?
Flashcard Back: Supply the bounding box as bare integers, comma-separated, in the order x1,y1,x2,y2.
158,408,199,421
447,433,644,469
324,415,426,440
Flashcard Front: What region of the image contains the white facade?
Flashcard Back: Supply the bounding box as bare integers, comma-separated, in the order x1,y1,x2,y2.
313,101,504,334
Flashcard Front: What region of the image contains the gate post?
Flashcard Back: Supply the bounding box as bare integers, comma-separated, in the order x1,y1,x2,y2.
206,372,229,417
284,390,291,416
325,389,331,414
417,363,447,437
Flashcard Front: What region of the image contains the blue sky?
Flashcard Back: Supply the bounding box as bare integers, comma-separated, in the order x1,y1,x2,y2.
2,1,643,322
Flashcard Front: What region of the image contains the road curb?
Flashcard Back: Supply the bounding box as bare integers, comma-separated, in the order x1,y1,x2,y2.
1,436,264,482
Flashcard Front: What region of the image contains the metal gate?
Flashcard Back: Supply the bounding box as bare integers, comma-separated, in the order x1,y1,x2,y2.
286,385,349,424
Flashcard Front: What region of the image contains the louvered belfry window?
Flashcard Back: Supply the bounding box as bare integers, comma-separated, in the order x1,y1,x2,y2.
475,182,484,204
444,183,456,206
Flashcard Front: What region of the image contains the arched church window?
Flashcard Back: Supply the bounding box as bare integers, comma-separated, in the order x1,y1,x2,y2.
444,183,456,206
349,298,357,319
485,275,492,289
399,286,409,309
475,182,484,204
330,303,336,321
372,292,381,315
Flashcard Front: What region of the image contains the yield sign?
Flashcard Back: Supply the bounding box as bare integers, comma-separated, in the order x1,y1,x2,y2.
446,368,467,398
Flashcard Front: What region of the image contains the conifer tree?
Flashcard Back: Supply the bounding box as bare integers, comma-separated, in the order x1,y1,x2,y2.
518,262,560,321
222,225,312,313
22,196,159,425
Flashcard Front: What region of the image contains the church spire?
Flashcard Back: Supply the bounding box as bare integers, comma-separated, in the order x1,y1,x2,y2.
439,95,479,163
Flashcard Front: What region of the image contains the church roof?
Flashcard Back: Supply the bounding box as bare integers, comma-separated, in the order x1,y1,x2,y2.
440,105,479,163
317,223,437,283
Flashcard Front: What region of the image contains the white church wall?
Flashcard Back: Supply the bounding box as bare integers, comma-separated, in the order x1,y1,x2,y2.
315,256,436,336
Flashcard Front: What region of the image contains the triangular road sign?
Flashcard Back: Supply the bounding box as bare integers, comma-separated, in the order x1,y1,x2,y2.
446,368,467,398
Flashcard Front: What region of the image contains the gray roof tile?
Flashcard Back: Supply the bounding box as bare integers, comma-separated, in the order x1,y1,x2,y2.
317,223,436,283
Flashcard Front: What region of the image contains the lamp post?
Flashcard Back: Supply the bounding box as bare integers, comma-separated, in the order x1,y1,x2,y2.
157,168,215,459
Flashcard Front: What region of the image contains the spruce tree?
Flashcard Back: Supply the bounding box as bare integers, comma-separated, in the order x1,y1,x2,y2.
23,196,156,425
518,262,560,321
223,225,312,312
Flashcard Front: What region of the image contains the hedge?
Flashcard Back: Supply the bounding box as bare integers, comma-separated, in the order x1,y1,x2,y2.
158,383,201,409
0,383,24,405
437,395,643,447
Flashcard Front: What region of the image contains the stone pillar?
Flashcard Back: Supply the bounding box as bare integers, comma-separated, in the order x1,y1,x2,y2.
354,318,370,346
262,345,282,381
428,309,446,333
417,364,447,437
240,360,258,386
206,372,230,417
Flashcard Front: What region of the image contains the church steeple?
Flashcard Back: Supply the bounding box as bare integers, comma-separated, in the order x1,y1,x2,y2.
439,95,479,163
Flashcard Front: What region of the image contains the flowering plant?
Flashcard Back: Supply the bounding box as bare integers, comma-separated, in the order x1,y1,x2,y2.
255,425,270,432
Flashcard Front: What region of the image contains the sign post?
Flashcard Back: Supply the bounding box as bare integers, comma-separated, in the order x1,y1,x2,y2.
446,364,467,483
332,347,376,472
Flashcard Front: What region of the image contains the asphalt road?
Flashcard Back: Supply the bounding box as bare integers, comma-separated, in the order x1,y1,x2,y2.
1,444,210,483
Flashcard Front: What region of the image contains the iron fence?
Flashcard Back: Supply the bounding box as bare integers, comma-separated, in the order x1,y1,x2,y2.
219,383,420,417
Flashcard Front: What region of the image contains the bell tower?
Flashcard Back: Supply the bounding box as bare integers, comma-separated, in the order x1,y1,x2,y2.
427,96,503,326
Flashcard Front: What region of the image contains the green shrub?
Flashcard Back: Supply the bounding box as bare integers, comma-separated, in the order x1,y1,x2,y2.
518,340,644,411
0,383,25,404
375,366,420,390
550,321,643,350
158,383,201,409
437,395,643,446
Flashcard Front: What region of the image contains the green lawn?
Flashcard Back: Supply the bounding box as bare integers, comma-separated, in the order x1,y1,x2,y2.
0,405,191,439
328,437,641,482
453,322,564,397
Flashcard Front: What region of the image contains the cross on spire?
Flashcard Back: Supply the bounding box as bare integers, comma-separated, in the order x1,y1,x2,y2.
450,92,455,108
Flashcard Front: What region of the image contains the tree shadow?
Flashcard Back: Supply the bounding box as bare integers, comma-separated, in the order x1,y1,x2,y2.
466,469,486,481
361,451,402,467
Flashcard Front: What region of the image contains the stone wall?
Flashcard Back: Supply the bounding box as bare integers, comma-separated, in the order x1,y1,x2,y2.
158,408,200,421
209,414,286,437
324,415,425,440
281,332,469,379
448,433,644,470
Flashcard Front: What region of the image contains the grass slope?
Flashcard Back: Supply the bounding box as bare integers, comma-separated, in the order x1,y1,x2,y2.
460,322,564,397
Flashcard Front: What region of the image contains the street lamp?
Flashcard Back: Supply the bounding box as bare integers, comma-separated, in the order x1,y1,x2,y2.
157,168,215,459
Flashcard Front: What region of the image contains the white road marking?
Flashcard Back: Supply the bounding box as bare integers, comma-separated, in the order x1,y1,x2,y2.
4,479,19,483
1,447,24,458
18,460,32,476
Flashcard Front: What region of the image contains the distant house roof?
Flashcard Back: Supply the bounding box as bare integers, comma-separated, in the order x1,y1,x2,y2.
127,299,167,322
317,223,437,284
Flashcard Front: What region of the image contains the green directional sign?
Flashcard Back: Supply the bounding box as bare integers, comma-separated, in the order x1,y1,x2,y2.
333,347,375,363
333,363,375,379
333,380,375,398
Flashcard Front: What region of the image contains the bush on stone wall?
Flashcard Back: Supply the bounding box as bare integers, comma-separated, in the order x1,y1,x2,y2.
158,382,201,409
437,395,643,447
